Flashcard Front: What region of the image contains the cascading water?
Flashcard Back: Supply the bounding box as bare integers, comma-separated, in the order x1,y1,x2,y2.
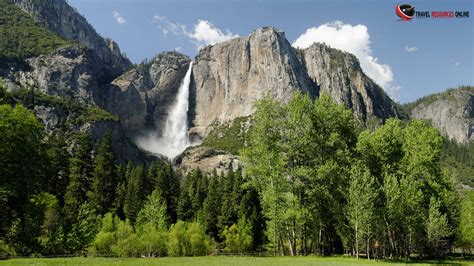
136,62,194,159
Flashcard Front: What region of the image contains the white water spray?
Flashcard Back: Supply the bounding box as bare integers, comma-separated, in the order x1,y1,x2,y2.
136,62,193,159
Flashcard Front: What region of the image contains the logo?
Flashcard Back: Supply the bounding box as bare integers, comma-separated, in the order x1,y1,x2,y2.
396,4,415,20
395,4,470,20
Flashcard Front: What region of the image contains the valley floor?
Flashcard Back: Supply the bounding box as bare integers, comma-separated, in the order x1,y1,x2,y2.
0,256,472,266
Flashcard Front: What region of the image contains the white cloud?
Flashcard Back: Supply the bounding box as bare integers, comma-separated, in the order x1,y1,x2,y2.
112,11,126,25
405,46,418,52
293,21,394,92
152,16,238,49
152,16,186,37
185,20,239,49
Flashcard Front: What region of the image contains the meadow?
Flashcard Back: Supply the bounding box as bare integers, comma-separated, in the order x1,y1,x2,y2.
0,256,472,266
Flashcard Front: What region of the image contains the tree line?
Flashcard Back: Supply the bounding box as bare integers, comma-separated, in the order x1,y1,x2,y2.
0,91,472,259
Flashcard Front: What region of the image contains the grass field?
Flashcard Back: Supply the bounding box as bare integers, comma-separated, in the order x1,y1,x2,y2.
0,256,472,266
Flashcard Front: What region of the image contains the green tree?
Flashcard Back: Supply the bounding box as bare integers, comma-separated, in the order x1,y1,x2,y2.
124,164,145,224
63,135,93,225
136,189,169,232
203,172,220,240
0,104,49,254
153,162,180,223
458,191,474,253
88,132,117,215
347,162,377,259
426,197,452,256
67,202,99,253
222,217,253,254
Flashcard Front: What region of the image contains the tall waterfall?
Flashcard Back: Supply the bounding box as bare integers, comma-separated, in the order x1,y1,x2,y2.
136,62,193,159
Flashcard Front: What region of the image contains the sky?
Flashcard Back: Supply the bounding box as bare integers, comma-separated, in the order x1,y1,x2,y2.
68,0,473,103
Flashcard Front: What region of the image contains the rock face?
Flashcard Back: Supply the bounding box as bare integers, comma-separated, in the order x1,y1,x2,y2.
190,27,319,139
296,43,399,123
409,87,474,145
177,146,241,176
16,46,107,104
11,0,131,77
101,52,191,136
1,0,143,163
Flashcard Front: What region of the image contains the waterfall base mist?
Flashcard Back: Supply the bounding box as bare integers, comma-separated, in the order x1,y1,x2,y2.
135,62,194,159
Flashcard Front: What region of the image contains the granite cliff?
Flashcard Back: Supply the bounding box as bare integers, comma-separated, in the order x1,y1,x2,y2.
1,0,405,168
406,87,473,145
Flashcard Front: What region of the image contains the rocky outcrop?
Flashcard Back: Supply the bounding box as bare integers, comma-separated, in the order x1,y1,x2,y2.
409,87,474,145
101,52,191,136
296,43,399,123
11,0,131,77
177,146,241,176
190,27,319,139
15,46,107,104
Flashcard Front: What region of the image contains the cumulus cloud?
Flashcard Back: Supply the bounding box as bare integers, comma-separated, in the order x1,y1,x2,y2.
293,21,394,92
152,16,238,49
185,20,239,49
112,11,126,25
405,46,418,52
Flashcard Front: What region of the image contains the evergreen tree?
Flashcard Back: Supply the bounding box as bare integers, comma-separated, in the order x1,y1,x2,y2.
124,164,145,224
88,132,117,215
63,135,93,225
154,162,180,223
203,172,220,240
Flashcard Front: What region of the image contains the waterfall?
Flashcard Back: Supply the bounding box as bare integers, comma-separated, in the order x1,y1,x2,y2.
136,62,193,159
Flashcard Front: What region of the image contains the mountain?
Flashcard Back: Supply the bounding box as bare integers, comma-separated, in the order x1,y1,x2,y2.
296,43,400,123
404,86,473,145
100,52,191,137
10,0,131,77
0,0,142,163
0,0,403,167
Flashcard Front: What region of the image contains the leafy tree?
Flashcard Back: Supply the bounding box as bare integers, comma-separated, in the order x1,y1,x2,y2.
136,189,169,232
167,221,209,256
66,202,99,253
347,162,377,259
139,223,168,257
222,217,253,254
458,191,474,253
427,197,452,256
0,104,49,254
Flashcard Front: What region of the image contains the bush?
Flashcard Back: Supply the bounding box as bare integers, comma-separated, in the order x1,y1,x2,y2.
167,221,209,256
222,217,253,254
0,240,16,259
139,223,168,257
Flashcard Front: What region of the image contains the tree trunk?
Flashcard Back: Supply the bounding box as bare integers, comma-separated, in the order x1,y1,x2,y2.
355,221,359,259
367,226,370,260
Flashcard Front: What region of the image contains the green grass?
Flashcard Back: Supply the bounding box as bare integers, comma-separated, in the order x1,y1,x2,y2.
0,256,472,266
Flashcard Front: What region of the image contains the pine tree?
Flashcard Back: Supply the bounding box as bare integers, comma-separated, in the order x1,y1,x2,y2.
155,162,180,223
63,135,93,225
88,132,117,215
218,170,237,232
124,164,145,224
203,172,220,240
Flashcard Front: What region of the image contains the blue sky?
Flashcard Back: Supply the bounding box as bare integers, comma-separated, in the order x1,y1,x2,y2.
69,0,473,103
